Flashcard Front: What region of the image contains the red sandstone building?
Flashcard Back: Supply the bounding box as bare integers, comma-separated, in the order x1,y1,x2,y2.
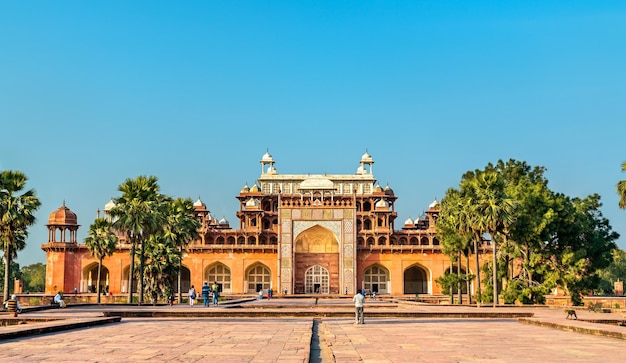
42,151,489,297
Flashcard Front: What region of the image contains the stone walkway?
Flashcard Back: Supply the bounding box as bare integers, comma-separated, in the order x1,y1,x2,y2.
0,299,624,362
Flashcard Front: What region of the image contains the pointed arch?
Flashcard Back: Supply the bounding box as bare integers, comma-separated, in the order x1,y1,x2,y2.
404,264,430,294
205,262,231,293
83,262,110,293
121,264,139,294
294,225,338,253
363,264,389,294
178,265,191,293
246,263,271,293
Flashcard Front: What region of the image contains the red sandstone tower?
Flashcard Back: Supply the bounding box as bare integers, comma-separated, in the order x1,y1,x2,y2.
42,202,81,294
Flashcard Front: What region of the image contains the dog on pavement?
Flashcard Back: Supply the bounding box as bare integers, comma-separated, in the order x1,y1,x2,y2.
565,309,577,320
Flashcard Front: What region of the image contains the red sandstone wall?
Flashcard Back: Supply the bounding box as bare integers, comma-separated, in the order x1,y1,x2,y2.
293,253,339,293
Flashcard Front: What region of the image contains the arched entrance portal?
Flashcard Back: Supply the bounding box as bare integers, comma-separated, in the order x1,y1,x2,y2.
294,225,339,294
363,265,389,294
404,265,429,294
305,265,329,294
83,263,110,294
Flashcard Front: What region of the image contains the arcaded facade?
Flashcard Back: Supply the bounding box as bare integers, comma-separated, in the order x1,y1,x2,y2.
42,151,491,297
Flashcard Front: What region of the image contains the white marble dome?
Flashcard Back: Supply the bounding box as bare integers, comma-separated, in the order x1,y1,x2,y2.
104,199,116,211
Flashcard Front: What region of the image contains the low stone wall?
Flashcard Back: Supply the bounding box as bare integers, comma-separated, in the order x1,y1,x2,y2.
545,295,626,309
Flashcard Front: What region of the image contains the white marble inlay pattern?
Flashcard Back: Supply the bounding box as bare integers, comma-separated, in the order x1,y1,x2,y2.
281,269,291,282
293,220,341,239
344,245,353,257
344,220,353,233
343,233,353,243
344,269,353,281
282,220,292,233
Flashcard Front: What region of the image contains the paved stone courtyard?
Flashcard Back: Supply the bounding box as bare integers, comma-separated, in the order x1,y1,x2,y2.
0,299,624,362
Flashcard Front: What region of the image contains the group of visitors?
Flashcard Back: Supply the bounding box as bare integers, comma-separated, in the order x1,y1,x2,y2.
176,282,369,324
258,288,273,300
187,282,220,307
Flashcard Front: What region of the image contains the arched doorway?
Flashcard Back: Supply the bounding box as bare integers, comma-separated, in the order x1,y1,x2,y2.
404,265,429,294
305,265,329,294
178,266,191,293
83,263,110,294
205,263,231,293
121,265,138,294
246,263,271,293
294,225,339,294
363,265,389,294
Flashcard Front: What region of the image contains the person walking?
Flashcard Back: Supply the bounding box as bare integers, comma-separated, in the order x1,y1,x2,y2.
211,281,219,306
201,282,211,307
353,289,365,324
188,285,196,306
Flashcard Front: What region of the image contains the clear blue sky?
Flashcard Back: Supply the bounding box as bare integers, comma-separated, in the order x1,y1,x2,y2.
2,1,625,266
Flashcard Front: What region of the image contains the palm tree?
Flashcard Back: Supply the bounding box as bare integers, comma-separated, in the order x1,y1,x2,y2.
471,171,515,307
162,198,200,303
110,176,164,305
143,233,181,304
137,197,200,304
85,218,119,303
0,171,41,301
436,189,472,304
618,161,626,209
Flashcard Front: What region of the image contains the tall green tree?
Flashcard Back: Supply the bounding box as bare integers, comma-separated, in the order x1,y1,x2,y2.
20,262,46,292
85,218,119,303
439,159,618,305
139,197,200,304
618,161,626,209
0,259,21,294
437,188,474,304
489,160,555,303
0,170,41,300
465,170,515,306
163,198,200,302
541,194,618,304
596,249,626,295
143,233,181,304
110,176,164,304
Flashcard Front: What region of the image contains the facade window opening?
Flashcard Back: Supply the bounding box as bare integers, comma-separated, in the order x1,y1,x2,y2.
207,264,231,293
305,265,329,294
247,264,271,293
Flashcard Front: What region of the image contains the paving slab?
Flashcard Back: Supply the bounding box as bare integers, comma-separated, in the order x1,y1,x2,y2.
0,299,624,362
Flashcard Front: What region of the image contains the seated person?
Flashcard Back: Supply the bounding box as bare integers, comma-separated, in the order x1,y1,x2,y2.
5,294,21,314
54,291,66,308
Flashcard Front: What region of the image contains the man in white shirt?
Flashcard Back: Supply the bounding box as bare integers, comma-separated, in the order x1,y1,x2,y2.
352,289,365,324
54,291,66,308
